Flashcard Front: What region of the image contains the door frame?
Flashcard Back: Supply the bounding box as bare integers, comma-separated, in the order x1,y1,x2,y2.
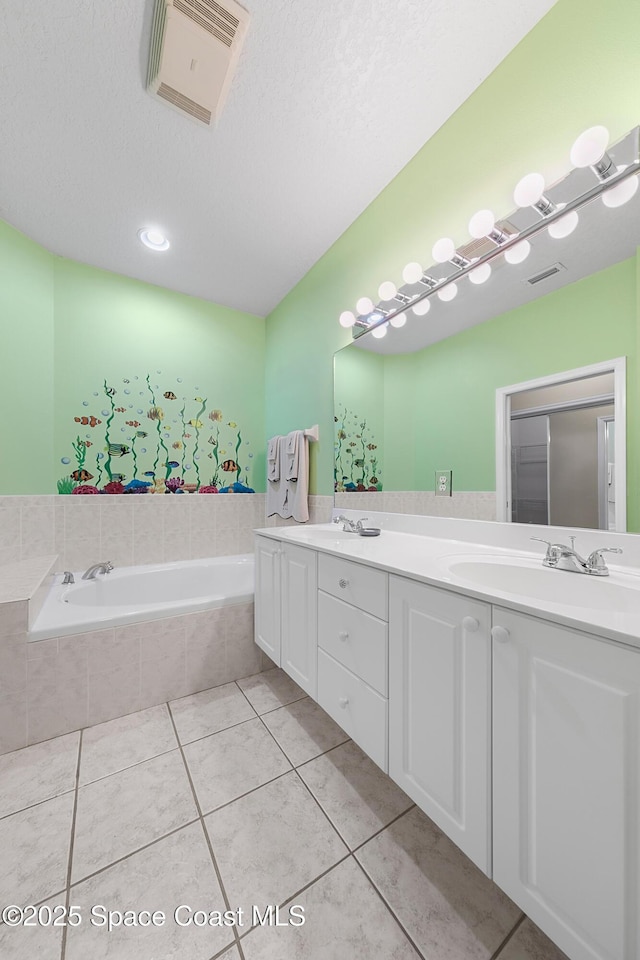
495,357,627,531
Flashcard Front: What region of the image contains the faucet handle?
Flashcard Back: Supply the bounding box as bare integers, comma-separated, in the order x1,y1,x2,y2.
104,560,114,573
530,536,553,549
587,546,622,571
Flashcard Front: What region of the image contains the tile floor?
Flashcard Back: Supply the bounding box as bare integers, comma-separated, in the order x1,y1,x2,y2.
0,666,569,960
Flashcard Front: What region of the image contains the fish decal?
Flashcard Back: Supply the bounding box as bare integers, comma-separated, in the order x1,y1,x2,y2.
188,419,203,429
209,410,222,422
125,420,140,428
105,387,116,396
221,459,238,472
207,436,217,445
84,441,93,448
366,443,377,450
166,460,180,469
143,471,155,478
194,396,204,403
107,443,130,457
122,379,130,383
110,473,126,483
184,433,191,439
163,391,177,400
147,407,164,421
115,406,127,413
71,469,93,482
227,421,237,428
370,476,378,484
74,416,102,427
172,441,183,449
135,430,148,438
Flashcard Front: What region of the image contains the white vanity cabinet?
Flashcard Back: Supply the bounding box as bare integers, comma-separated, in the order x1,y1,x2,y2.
317,554,389,770
388,576,492,874
492,608,640,960
254,535,318,697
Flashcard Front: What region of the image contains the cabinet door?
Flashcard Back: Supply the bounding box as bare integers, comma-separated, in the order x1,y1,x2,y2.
389,576,491,874
493,608,640,960
281,543,318,697
254,536,282,665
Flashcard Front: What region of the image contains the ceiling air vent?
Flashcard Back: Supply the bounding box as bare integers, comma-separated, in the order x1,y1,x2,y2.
147,0,249,126
526,262,567,285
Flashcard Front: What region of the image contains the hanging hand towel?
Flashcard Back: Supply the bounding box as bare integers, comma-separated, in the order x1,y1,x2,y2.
266,436,290,518
287,432,309,522
285,430,303,481
267,435,281,481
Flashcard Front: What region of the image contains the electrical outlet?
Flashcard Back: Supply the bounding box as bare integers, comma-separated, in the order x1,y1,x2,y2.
435,469,452,497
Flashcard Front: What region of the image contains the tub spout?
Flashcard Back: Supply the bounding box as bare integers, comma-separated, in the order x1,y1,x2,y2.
82,561,114,581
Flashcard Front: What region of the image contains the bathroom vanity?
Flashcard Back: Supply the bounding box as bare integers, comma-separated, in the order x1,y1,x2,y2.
254,518,640,960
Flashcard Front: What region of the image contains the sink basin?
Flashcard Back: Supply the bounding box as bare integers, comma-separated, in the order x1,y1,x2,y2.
441,555,640,612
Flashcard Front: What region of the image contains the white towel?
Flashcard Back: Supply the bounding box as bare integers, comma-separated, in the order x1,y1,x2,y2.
266,436,289,519
287,433,309,522
267,435,281,481
285,430,303,481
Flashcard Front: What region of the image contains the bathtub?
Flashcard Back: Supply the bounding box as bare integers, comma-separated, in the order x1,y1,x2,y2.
29,554,254,641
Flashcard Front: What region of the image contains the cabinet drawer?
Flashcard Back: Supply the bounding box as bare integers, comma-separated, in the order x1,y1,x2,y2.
318,590,387,695
318,554,388,621
317,649,388,772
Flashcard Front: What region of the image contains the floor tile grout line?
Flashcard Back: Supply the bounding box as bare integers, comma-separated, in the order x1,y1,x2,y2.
67,817,201,890
0,786,77,823
349,804,417,856
489,912,527,960
352,854,428,960
235,851,353,944
167,700,246,960
198,767,293,819
60,728,83,960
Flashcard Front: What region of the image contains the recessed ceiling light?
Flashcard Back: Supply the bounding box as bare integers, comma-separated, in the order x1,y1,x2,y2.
138,228,170,251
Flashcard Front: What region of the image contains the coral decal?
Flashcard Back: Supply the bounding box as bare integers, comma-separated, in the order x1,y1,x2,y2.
58,372,255,495
334,404,382,493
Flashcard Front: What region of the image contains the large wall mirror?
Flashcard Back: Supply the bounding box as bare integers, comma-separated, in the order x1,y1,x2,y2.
333,178,640,534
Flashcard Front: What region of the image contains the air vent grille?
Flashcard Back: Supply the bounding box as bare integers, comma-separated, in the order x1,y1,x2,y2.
527,262,567,285
157,82,212,124
174,0,239,46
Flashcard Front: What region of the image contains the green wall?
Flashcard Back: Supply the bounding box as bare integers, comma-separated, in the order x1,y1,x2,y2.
0,223,55,493
264,0,640,510
0,219,266,494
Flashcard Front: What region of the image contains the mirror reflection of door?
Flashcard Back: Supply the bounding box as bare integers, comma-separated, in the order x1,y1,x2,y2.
509,372,615,530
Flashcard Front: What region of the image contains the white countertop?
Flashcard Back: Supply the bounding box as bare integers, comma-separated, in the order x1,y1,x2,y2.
255,525,640,650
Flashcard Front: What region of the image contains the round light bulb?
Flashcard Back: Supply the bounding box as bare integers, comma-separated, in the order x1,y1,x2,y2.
570,125,609,168
602,170,639,208
339,311,356,328
469,262,491,285
548,209,579,240
468,209,496,239
412,298,431,317
389,312,407,328
378,281,397,301
513,172,546,208
138,228,170,251
504,239,531,265
437,283,458,302
370,323,388,339
432,237,456,263
402,262,423,285
356,296,374,316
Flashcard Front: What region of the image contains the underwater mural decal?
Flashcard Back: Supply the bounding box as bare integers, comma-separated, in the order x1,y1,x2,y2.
58,373,255,494
334,403,382,493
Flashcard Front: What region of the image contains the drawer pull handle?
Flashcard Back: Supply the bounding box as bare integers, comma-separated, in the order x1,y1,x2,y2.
338,631,349,641
338,578,349,589
462,616,479,632
338,697,349,708
491,625,510,643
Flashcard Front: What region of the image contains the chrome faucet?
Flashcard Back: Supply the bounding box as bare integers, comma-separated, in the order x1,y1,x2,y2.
81,561,114,581
333,515,368,534
62,571,75,585
530,537,622,576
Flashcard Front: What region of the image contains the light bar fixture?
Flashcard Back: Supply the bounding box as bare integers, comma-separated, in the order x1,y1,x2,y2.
338,125,640,338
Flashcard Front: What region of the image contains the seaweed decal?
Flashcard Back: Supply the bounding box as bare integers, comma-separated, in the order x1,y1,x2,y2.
334,404,382,492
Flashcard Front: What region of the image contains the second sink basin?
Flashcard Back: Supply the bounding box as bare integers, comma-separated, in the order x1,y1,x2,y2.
441,555,640,611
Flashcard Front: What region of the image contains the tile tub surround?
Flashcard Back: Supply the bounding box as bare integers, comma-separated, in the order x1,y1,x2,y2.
0,492,334,570
0,599,267,755
0,669,568,960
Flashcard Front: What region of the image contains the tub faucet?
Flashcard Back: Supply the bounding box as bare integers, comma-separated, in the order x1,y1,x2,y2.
530,537,622,576
62,571,75,585
82,561,114,581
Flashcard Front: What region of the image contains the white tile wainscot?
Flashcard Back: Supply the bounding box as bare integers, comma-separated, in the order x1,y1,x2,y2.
254,515,640,960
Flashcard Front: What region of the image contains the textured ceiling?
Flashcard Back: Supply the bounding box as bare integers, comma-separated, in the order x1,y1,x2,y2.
0,0,557,316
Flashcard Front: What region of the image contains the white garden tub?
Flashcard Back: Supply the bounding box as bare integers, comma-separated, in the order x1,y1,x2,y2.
29,554,254,641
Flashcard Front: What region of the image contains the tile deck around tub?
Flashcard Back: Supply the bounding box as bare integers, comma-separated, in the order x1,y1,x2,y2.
0,668,569,960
